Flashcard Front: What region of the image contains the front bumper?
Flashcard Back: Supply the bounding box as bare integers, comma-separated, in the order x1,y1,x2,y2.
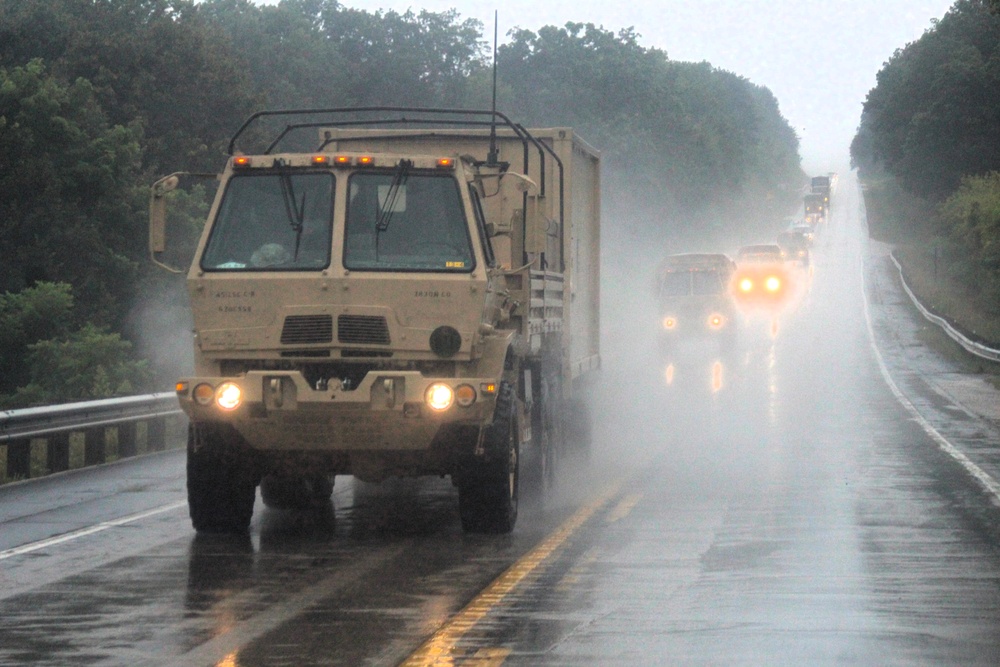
176,369,499,452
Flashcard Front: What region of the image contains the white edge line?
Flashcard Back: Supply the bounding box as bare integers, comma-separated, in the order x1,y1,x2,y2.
0,500,188,560
859,196,1000,505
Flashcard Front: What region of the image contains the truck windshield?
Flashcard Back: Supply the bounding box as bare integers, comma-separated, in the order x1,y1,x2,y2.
201,172,334,271
692,271,726,295
344,172,475,272
660,270,726,297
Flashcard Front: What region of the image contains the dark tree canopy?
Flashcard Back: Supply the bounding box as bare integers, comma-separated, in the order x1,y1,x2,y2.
853,0,1000,200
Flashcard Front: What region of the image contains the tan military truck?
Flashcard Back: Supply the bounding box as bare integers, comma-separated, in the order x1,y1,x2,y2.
149,108,600,534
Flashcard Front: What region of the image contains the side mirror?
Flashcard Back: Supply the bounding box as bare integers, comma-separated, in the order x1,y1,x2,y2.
148,171,214,273
149,175,179,252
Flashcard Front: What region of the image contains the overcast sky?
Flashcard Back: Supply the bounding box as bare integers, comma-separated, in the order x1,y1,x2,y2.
258,1,956,172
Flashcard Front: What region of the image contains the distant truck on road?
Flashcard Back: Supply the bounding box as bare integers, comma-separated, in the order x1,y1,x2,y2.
149,108,601,535
811,175,831,208
803,193,827,224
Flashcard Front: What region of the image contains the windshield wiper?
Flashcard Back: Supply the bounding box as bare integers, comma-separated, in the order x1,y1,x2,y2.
375,159,411,260
279,172,306,260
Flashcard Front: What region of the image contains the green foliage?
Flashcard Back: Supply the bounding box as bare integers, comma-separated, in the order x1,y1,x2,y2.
0,0,260,174
0,282,75,395
316,3,486,106
854,1,1000,334
853,0,1000,200
6,323,152,408
937,171,1000,309
0,59,144,327
0,282,151,407
497,23,802,230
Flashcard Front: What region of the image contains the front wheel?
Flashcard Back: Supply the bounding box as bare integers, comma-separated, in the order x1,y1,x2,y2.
458,382,519,534
187,422,259,534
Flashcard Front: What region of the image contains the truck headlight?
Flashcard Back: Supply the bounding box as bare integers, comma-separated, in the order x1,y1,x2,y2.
662,316,677,330
216,382,243,411
425,383,454,411
765,276,782,292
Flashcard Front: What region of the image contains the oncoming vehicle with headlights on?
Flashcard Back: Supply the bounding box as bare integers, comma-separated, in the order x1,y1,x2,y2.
732,244,793,313
656,253,738,356
148,108,601,535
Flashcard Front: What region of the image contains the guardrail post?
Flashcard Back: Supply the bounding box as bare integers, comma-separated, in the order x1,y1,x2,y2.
48,433,71,474
147,417,167,452
84,427,105,466
117,422,136,459
30,440,47,477
7,439,29,480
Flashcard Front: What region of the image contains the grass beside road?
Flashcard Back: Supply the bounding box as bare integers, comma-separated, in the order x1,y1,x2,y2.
862,177,1000,356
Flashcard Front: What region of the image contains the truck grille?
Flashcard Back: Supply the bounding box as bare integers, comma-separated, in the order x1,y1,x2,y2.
280,315,333,345
338,315,391,345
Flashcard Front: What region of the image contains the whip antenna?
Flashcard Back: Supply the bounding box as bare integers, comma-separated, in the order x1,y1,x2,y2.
487,10,499,166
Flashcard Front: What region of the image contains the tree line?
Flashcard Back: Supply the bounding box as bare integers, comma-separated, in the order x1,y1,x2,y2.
0,0,803,407
851,0,1000,315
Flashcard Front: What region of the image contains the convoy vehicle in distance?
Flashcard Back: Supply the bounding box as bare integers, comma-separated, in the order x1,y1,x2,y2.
149,108,601,535
811,175,831,208
803,193,827,224
656,253,738,354
733,244,792,310
788,222,815,244
777,230,810,266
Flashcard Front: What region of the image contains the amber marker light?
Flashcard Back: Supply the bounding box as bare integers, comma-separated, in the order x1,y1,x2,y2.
662,316,677,330
708,314,724,329
436,157,455,169
334,155,352,165
455,384,477,407
175,381,189,395
480,382,497,395
425,383,454,411
233,156,252,168
192,383,215,406
357,155,374,166
215,382,243,411
312,155,329,165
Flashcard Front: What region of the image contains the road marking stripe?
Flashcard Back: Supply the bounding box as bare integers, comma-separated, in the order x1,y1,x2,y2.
605,493,642,523
464,648,512,666
165,542,412,667
0,500,188,560
400,483,623,666
860,215,1000,504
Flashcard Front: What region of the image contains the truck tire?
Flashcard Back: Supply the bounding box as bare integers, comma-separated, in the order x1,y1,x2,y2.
187,422,259,534
459,382,519,534
260,474,334,510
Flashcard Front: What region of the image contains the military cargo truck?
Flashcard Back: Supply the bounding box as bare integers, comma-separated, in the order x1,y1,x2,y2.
810,175,831,208
803,193,827,224
149,108,601,534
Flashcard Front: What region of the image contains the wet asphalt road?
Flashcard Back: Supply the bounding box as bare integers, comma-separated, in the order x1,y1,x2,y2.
3,173,1000,665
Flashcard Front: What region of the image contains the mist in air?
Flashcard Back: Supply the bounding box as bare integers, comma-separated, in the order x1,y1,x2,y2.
580,164,812,501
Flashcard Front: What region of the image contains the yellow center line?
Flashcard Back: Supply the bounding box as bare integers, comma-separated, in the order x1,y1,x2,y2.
399,481,624,666
605,493,642,523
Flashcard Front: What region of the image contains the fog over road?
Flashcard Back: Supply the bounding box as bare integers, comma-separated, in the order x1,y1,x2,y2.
2,173,1000,665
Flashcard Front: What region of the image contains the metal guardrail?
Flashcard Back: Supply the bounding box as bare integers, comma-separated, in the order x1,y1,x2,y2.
0,393,185,484
0,393,183,441
889,251,1000,363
